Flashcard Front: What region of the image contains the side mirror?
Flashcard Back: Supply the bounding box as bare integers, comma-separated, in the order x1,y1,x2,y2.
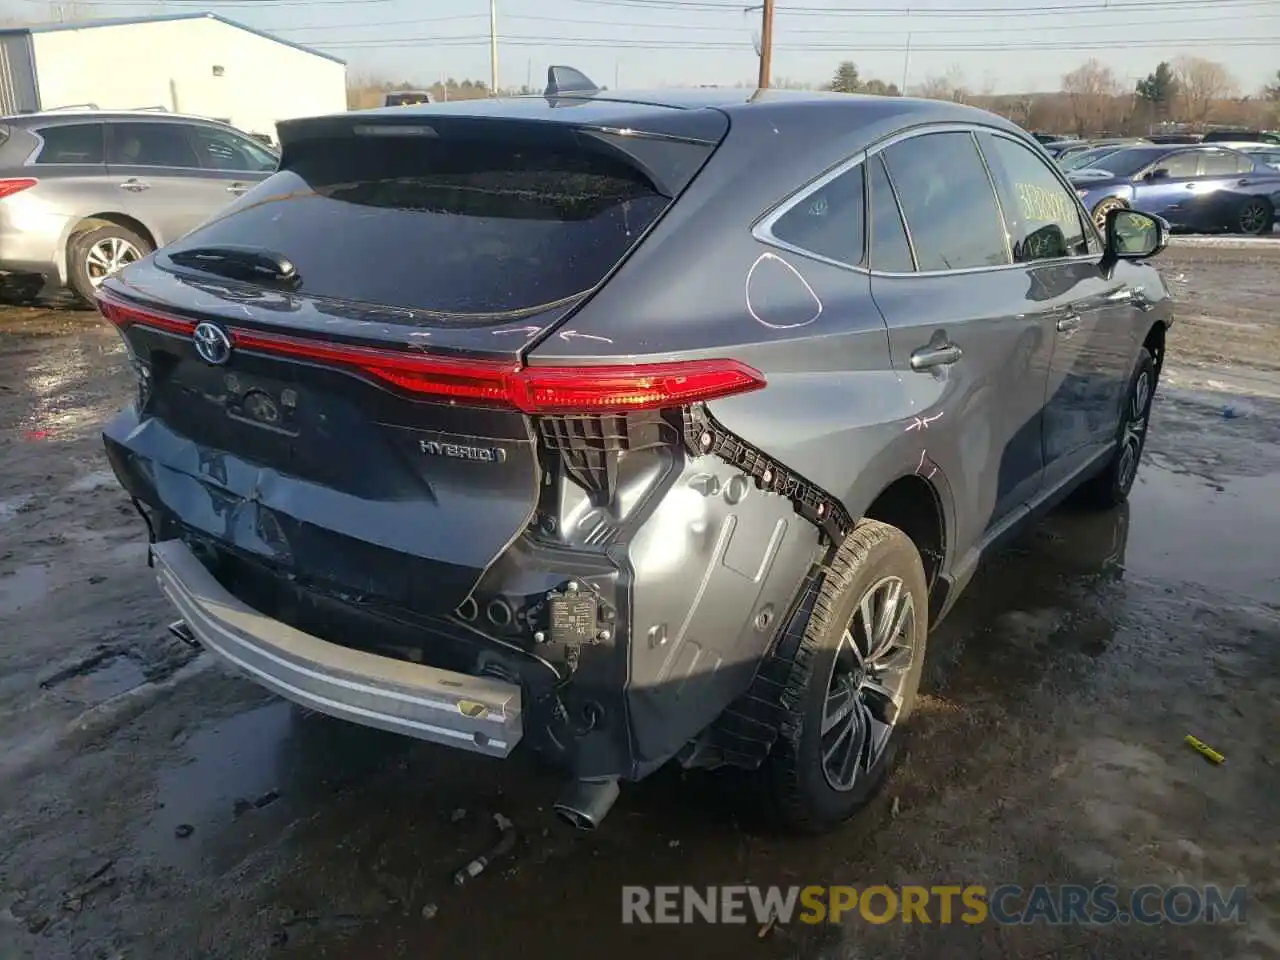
1144,168,1169,181
1099,208,1167,276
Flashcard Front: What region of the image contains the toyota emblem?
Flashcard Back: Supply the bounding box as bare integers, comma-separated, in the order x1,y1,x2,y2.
193,322,232,366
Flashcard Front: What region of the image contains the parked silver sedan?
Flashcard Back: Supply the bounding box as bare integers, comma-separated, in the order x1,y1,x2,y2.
0,110,278,304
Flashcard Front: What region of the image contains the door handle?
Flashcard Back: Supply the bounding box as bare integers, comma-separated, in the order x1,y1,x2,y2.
226,183,249,195
1238,178,1253,186
909,342,962,371
118,178,150,192
1056,312,1082,333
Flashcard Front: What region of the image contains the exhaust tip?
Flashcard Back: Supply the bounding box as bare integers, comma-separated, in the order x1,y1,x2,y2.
553,777,620,832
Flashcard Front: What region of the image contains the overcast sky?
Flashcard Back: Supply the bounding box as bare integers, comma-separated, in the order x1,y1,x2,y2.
9,0,1279,94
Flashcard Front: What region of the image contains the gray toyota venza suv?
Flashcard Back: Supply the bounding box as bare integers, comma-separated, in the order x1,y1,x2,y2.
98,69,1172,834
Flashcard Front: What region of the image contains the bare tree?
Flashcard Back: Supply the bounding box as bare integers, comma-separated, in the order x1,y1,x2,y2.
1061,59,1122,137
910,65,969,104
1172,56,1237,127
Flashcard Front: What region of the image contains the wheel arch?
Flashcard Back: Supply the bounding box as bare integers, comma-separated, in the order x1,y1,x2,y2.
58,213,159,282
1142,319,1168,380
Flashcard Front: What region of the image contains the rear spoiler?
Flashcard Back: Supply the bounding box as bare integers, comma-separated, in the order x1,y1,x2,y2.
275,107,728,200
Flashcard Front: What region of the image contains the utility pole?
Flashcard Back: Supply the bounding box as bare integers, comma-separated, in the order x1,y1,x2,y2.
489,0,499,96
756,0,774,89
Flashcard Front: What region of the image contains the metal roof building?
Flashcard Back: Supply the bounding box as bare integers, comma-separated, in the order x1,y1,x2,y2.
0,13,347,140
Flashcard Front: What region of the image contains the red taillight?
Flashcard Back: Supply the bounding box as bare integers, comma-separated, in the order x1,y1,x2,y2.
0,178,37,199
96,293,765,414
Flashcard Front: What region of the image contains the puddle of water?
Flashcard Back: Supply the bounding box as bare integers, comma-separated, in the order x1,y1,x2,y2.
140,701,411,873
65,469,117,494
1126,465,1280,604
47,655,149,705
0,563,50,617
0,494,33,524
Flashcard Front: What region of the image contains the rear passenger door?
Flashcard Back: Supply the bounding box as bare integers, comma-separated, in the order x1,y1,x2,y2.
104,120,218,246
976,131,1136,491
868,128,1054,558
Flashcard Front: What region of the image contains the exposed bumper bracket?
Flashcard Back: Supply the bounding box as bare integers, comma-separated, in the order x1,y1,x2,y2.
150,539,523,757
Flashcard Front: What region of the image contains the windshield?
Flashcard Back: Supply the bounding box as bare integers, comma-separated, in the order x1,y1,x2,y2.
1073,146,1169,178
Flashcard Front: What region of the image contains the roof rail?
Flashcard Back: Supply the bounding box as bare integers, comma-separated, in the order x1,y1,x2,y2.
45,103,99,111
544,65,598,99
130,105,169,112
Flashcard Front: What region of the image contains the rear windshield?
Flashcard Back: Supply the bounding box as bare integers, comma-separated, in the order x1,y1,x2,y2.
162,133,670,316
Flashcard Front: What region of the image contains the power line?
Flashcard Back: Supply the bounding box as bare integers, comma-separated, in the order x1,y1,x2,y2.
273,10,1276,38
568,0,1276,17
315,32,1280,51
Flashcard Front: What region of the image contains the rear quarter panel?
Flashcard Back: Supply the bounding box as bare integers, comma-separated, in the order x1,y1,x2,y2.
0,166,112,280
531,104,968,571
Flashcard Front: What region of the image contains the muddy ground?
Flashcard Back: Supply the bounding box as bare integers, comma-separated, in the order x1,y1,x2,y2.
1,243,1279,960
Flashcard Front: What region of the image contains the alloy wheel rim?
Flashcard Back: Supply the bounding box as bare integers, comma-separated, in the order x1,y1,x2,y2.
86,237,141,287
1093,202,1118,232
1118,370,1151,489
1240,203,1266,234
821,575,916,792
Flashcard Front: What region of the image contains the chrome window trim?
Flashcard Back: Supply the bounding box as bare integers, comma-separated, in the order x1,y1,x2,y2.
754,121,1107,281
751,149,871,274
24,120,107,167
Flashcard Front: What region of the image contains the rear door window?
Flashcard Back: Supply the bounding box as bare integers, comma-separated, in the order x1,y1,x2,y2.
881,131,1010,272
769,163,865,266
978,133,1089,262
108,122,200,168
867,155,914,272
34,123,105,164
161,134,673,315
1198,151,1249,175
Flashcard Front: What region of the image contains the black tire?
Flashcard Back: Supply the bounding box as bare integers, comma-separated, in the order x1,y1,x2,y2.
761,519,928,833
1091,197,1126,234
1078,347,1156,509
66,222,152,306
1236,198,1272,237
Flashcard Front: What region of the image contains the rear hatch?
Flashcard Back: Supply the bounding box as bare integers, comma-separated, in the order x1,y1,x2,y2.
100,101,729,615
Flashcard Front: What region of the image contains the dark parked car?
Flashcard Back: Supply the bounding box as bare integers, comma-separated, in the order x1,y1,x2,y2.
1043,138,1090,159
96,73,1173,834
1070,144,1280,235
1201,130,1280,145
1057,143,1141,172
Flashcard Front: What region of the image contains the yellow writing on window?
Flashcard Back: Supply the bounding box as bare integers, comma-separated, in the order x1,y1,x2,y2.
1014,181,1074,226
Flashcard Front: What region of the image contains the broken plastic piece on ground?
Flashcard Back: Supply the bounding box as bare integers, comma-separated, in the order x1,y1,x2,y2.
1185,734,1225,764
453,813,517,887
23,429,50,441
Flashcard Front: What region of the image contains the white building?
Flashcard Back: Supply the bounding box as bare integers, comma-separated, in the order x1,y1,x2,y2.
0,13,347,141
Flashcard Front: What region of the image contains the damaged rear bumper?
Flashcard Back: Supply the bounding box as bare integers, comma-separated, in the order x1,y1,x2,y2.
151,539,523,757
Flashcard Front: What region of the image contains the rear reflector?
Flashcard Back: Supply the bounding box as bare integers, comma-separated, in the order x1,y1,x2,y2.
97,293,765,414
0,178,37,199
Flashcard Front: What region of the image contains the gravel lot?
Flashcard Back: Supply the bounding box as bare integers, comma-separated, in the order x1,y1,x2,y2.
1,243,1278,960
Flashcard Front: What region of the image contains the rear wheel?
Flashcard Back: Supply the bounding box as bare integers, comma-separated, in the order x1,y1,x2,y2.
1237,198,1272,236
67,223,151,305
761,519,928,833
1091,197,1126,234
